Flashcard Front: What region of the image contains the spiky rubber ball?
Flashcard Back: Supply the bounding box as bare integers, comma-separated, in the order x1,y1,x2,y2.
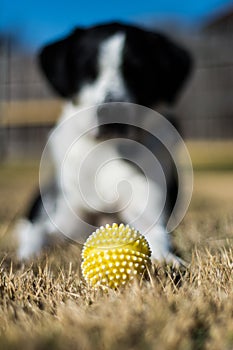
81,223,151,289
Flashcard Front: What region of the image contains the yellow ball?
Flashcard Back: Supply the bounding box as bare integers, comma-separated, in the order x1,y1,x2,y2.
81,223,151,289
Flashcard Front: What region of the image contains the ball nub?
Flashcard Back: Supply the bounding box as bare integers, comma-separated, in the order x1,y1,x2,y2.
81,223,151,289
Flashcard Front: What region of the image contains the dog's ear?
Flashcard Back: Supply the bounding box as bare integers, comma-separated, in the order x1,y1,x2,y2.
124,28,192,106
150,32,193,104
39,28,84,97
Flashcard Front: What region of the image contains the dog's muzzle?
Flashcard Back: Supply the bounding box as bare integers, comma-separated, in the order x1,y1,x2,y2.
96,101,134,139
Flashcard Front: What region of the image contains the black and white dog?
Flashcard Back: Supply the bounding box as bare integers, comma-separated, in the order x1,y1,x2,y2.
17,22,192,264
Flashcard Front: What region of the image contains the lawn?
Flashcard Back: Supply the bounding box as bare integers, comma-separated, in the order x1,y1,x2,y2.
0,141,233,350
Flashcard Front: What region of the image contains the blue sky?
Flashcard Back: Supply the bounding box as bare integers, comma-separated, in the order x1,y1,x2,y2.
1,0,232,51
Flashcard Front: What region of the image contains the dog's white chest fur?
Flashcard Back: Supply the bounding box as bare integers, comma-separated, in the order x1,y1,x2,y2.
47,101,174,263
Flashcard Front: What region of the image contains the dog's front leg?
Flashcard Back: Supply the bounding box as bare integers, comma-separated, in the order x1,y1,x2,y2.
118,172,183,266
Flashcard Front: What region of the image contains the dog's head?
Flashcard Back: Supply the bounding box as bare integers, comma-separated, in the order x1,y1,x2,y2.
39,22,192,107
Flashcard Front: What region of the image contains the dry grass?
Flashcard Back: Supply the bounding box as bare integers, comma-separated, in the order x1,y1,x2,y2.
0,143,233,350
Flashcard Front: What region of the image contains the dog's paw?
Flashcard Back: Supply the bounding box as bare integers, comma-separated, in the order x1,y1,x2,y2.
14,219,45,260
160,252,187,268
150,249,187,268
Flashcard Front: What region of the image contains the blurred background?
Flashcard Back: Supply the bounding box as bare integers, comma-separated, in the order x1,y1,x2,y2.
1,0,233,158
0,0,233,256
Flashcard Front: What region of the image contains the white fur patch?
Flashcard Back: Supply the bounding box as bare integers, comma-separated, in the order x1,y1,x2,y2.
15,219,46,259
78,33,132,105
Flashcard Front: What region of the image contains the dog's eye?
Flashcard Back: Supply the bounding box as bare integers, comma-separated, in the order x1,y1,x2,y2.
79,57,98,82
86,63,97,81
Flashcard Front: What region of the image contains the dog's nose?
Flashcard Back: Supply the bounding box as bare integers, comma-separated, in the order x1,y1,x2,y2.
97,95,130,119
96,102,130,138
103,93,117,103
97,101,129,122
97,96,118,119
97,103,111,120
